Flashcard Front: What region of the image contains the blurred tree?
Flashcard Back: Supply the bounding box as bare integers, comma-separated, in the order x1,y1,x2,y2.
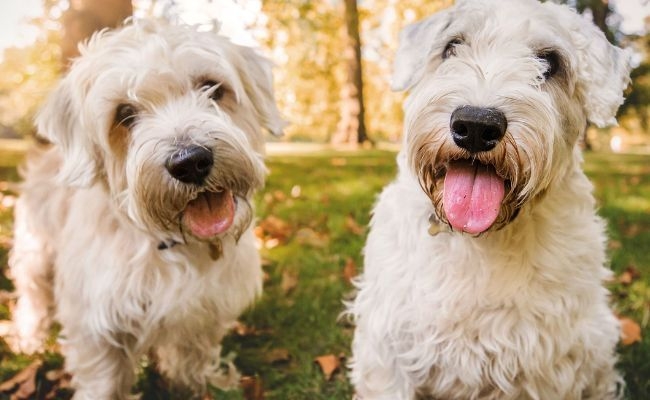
0,0,132,137
261,1,345,142
261,0,450,143
332,0,369,145
61,0,133,64
359,0,451,141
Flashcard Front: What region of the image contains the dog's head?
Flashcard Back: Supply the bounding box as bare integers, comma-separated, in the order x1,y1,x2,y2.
393,0,631,234
36,20,285,243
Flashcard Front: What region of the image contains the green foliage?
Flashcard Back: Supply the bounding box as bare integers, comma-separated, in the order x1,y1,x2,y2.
0,20,62,137
260,0,451,142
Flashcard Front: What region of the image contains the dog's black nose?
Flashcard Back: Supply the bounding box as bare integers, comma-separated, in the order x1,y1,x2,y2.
165,145,213,184
450,106,507,153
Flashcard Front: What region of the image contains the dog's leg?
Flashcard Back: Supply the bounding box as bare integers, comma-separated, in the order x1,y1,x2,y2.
350,327,417,400
8,198,55,354
63,335,138,400
155,330,240,394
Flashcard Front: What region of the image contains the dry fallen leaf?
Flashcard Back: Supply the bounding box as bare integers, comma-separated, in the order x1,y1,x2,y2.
258,216,292,241
618,266,641,285
330,157,347,166
265,348,292,364
0,359,42,396
314,354,341,381
294,228,329,248
233,321,272,338
619,316,642,345
272,190,286,202
281,270,299,295
241,376,264,400
608,240,623,251
344,214,364,236
343,258,357,284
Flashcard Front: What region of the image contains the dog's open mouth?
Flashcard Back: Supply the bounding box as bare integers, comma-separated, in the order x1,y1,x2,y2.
443,160,505,234
182,189,235,240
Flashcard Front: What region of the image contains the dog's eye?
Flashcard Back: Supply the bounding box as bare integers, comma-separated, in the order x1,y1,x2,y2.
200,80,226,102
537,50,561,79
114,104,137,128
443,38,463,59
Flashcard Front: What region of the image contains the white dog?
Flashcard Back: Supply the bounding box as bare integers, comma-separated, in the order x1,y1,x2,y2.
9,20,283,399
348,1,631,399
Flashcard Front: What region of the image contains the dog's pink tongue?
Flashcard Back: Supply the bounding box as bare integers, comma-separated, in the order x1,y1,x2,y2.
443,162,505,234
183,191,235,239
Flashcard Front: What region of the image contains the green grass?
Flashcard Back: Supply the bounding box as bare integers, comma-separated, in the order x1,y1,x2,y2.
0,147,649,399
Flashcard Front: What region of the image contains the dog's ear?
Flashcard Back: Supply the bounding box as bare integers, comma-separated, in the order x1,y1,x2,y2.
232,45,287,136
391,8,452,92
36,77,99,187
548,3,632,127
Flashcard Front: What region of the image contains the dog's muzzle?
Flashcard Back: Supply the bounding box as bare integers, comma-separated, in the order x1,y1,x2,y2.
444,106,508,234
164,144,238,240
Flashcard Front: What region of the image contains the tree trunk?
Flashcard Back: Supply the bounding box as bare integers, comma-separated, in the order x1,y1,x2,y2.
332,0,369,145
61,0,133,66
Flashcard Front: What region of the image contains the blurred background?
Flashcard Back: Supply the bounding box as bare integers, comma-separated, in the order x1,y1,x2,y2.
0,0,648,148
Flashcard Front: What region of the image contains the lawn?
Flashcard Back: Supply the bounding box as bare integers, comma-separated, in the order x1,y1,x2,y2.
0,146,648,399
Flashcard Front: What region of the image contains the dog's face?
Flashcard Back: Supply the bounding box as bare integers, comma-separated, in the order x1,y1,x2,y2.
393,0,630,234
36,21,284,243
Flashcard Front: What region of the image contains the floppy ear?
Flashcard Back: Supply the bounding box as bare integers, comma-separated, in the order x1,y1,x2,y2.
547,3,632,127
232,45,286,136
35,77,99,187
391,8,452,92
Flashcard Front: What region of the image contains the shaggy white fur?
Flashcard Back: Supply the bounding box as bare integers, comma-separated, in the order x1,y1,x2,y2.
9,20,283,400
348,1,631,399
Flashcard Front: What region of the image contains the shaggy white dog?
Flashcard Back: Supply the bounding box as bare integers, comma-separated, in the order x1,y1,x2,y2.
9,20,283,399
348,0,631,399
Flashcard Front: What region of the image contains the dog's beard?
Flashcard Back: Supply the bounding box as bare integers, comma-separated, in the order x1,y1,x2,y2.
409,127,527,235
124,136,265,243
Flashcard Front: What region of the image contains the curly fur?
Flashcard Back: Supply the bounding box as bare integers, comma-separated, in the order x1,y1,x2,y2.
348,1,631,399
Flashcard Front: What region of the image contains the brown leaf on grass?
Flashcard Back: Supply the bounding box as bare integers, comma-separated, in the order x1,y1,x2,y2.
281,270,299,295
314,354,341,381
343,258,357,284
265,348,292,365
0,359,42,396
618,265,641,285
272,190,286,202
241,376,264,400
320,194,330,205
294,228,329,248
330,157,347,166
608,240,622,251
0,320,13,336
624,224,641,237
619,316,642,345
44,369,72,399
258,216,292,241
344,214,365,236
233,321,273,337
